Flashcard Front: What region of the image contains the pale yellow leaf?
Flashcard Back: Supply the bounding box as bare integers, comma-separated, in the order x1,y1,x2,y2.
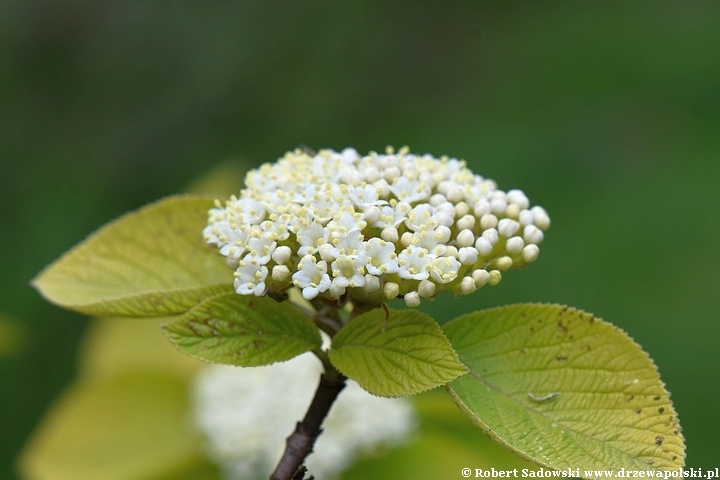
18,373,204,480
32,195,232,317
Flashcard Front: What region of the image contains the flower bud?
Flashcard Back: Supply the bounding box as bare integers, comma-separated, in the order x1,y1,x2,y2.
495,256,513,271
498,218,519,238
473,200,491,217
419,171,435,188
518,209,535,226
523,224,544,245
341,170,363,185
329,282,346,298
488,269,502,286
364,206,381,225
480,214,498,230
531,206,551,230
272,265,290,282
418,279,436,298
318,243,337,262
475,237,493,256
490,198,507,215
491,190,507,202
458,247,478,265
429,193,447,206
505,236,524,255
460,276,476,295
456,229,475,247
362,167,381,183
447,186,465,203
381,227,399,243
384,282,400,300
472,269,489,288
271,246,292,264
505,204,520,219
482,228,499,245
437,181,452,196
456,214,475,231
364,274,381,293
522,244,540,263
401,232,414,247
454,201,470,218
384,166,401,182
435,202,456,217
507,189,530,209
404,291,421,307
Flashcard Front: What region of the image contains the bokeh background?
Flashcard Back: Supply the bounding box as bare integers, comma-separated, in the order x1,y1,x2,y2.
2,2,719,478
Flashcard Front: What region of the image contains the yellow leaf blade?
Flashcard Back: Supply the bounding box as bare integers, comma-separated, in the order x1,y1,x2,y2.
32,195,232,317
444,304,684,473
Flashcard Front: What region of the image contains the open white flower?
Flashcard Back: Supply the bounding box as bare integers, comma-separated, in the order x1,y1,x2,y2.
296,221,329,256
398,246,432,281
245,237,276,264
364,238,399,275
234,258,268,296
206,146,550,308
430,255,461,284
292,255,332,300
388,177,431,203
330,255,367,289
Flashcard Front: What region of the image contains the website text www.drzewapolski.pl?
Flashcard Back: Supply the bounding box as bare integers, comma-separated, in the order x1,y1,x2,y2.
461,468,717,479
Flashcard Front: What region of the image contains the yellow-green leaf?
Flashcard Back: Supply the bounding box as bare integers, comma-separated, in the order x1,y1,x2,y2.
328,308,467,397
153,460,223,480
79,316,204,381
0,313,25,357
443,304,684,473
32,195,232,317
17,373,206,480
161,293,322,366
343,391,539,479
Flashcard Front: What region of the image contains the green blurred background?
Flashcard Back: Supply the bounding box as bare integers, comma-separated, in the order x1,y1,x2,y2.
2,2,719,478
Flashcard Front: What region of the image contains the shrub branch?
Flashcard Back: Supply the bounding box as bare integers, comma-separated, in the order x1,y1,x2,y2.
270,366,346,480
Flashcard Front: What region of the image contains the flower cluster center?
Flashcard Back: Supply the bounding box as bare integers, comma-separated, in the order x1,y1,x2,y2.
204,146,550,307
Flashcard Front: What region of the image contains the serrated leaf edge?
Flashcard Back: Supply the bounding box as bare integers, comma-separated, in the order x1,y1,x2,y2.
329,308,467,398
160,292,322,367
444,302,685,474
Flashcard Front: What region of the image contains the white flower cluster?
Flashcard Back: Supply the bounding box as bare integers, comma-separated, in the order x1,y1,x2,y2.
193,352,415,479
204,146,549,308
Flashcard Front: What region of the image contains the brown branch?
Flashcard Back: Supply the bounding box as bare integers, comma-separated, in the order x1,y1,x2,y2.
290,465,314,480
270,368,347,480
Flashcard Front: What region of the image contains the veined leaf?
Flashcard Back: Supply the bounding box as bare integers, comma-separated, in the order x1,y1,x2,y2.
328,308,467,397
443,304,684,473
161,293,322,367
343,391,539,479
32,195,232,317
